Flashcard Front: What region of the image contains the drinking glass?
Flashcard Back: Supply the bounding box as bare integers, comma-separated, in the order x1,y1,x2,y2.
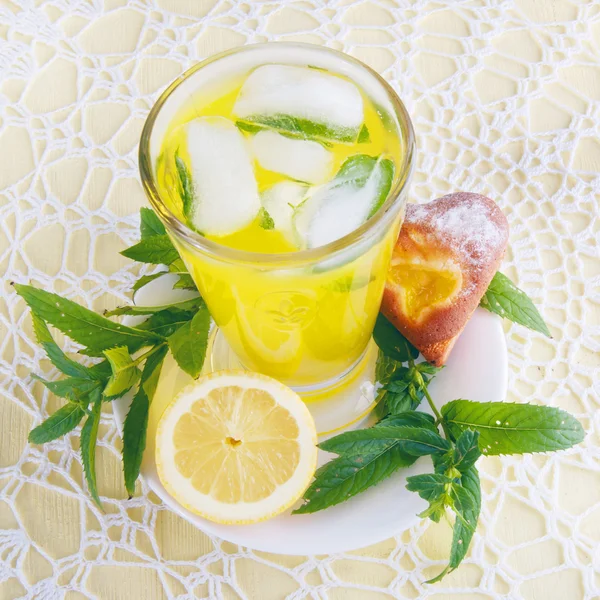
139,43,415,402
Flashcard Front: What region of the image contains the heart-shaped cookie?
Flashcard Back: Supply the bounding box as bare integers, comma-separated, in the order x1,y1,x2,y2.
381,192,509,366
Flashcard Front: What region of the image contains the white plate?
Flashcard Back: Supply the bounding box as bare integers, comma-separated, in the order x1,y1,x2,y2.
113,274,507,555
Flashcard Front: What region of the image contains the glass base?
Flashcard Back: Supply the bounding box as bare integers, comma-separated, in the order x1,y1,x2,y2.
203,328,379,438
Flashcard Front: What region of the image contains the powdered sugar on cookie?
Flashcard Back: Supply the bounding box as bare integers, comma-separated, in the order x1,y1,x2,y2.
405,192,508,270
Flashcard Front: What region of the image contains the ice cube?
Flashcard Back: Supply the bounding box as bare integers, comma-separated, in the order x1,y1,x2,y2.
261,181,308,243
251,130,333,184
184,117,260,236
233,65,364,141
294,161,386,249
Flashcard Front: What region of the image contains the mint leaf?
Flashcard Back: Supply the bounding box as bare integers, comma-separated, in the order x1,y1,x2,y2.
15,284,162,355
103,346,141,397
319,426,450,458
132,271,166,293
335,154,394,217
167,259,197,291
168,304,210,378
235,120,263,134
175,153,194,218
378,411,437,431
121,235,179,265
294,447,417,514
452,430,481,473
140,344,168,400
373,314,418,362
448,467,481,570
32,315,97,380
442,400,584,455
122,345,167,496
357,124,370,143
33,374,101,400
137,308,195,338
105,297,202,317
259,207,275,230
80,389,103,508
406,473,451,522
481,272,550,337
140,207,166,239
426,467,481,583
237,115,358,143
29,403,86,444
173,274,197,290
375,350,403,386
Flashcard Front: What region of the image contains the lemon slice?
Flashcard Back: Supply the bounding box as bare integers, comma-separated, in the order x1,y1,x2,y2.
155,370,317,524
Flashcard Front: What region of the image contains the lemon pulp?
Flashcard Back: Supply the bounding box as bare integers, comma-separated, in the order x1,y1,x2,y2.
156,371,318,524
173,385,301,503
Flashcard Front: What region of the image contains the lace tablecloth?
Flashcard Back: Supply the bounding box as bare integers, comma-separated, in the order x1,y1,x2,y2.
1,1,599,599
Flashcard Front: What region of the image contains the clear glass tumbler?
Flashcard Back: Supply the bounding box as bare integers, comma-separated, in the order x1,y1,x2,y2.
139,43,415,396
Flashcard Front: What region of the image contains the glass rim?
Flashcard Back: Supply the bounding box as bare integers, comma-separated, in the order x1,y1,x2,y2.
139,42,415,266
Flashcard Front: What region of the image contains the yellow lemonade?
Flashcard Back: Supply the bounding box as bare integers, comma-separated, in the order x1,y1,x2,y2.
151,59,408,387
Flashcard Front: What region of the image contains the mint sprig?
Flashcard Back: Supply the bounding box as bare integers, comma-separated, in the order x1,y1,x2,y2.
297,304,583,582
16,208,210,505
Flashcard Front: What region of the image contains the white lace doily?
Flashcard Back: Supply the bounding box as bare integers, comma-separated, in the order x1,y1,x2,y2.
1,1,599,599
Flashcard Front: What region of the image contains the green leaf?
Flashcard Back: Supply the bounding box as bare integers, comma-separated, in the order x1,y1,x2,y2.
15,284,162,355
122,388,149,498
140,344,168,400
173,274,197,291
480,272,550,337
105,297,202,317
319,426,450,458
29,403,86,444
122,345,167,496
442,400,585,455
136,308,196,338
406,473,452,522
259,207,275,230
132,272,166,293
452,430,481,473
378,411,437,431
357,124,370,143
406,473,452,502
334,154,394,218
121,235,179,265
449,467,481,569
426,467,482,583
236,114,358,143
294,446,417,514
32,315,96,380
167,304,210,378
80,389,103,508
373,314,419,362
375,350,403,386
235,120,263,134
168,258,188,274
33,374,101,400
103,346,141,397
175,153,195,218
140,207,166,239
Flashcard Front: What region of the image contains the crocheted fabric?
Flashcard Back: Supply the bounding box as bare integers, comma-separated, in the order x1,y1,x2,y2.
1,1,599,598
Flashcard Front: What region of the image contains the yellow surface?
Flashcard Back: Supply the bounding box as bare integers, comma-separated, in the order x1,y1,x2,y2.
2,1,600,599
